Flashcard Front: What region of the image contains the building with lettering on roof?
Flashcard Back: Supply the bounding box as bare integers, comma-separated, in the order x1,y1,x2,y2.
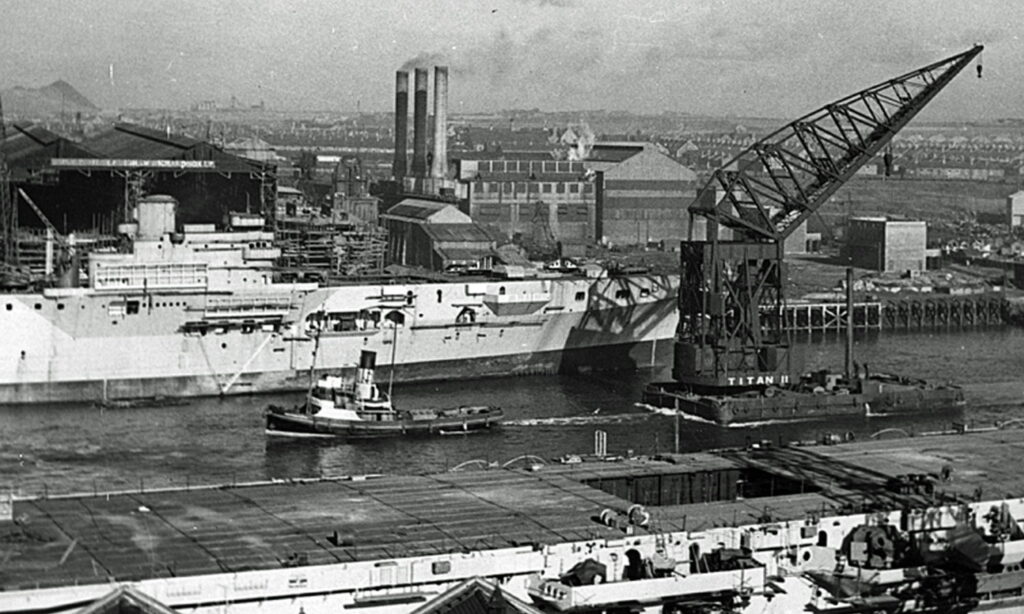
3,122,274,234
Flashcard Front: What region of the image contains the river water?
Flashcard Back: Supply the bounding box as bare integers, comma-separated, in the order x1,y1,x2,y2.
2,327,1023,498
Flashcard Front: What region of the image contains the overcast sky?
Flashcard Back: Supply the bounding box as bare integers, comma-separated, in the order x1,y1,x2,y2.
0,0,1018,119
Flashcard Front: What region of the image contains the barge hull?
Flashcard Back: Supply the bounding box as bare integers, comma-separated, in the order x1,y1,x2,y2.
643,381,965,426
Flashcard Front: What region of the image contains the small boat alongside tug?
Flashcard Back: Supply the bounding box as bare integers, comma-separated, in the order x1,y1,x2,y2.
265,350,503,439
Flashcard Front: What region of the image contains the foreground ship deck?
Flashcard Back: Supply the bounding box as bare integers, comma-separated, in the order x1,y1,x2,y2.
4,428,1024,612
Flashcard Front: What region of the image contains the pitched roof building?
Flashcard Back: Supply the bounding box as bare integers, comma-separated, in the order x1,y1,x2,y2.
382,198,495,271
584,142,698,246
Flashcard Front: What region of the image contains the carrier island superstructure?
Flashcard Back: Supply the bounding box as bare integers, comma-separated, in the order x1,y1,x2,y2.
0,196,678,405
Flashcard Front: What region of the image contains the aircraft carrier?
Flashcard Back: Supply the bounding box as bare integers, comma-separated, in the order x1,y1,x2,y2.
0,199,678,405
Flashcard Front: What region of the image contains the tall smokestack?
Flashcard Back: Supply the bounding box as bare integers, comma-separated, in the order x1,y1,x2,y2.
411,68,429,178
393,71,409,180
430,66,449,180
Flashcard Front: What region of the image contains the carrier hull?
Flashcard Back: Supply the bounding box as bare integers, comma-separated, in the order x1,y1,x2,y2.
1,338,671,405
0,274,678,405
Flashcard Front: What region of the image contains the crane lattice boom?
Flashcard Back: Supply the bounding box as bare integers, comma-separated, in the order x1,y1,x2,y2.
690,45,983,242
673,46,983,390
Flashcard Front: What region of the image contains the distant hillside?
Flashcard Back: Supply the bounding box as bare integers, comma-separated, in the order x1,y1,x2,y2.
1,80,98,117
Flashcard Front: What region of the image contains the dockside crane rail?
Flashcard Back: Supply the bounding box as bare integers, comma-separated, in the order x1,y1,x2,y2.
689,45,984,243
673,46,984,390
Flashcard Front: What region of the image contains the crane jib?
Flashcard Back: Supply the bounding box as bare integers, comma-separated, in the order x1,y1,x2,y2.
689,45,983,243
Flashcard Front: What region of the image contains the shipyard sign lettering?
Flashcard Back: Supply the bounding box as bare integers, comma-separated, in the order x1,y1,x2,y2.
726,374,791,386
51,158,217,169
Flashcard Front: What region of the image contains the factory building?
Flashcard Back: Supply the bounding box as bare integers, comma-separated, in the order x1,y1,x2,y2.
381,198,495,272
4,122,273,235
453,156,595,246
844,216,927,272
584,143,698,246
1007,190,1024,227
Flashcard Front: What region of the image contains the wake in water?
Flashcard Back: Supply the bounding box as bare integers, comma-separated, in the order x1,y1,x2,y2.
635,402,835,429
503,413,653,427
635,402,717,425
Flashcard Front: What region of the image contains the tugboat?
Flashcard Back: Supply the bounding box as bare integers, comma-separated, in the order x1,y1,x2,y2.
265,350,503,439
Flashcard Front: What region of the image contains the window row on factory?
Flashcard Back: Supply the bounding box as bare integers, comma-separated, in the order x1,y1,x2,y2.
473,160,585,174
603,208,688,220
472,204,591,222
474,181,594,195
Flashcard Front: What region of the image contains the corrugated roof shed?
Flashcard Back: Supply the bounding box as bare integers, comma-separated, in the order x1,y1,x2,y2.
384,198,454,221
83,123,201,159
434,246,493,263
79,123,264,170
422,223,493,243
1,122,96,166
386,203,447,220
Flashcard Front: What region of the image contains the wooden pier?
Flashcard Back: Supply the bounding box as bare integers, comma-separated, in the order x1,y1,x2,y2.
881,292,1005,330
783,301,881,333
780,293,1007,333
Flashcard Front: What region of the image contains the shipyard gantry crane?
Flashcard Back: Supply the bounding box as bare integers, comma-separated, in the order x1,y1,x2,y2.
672,46,983,392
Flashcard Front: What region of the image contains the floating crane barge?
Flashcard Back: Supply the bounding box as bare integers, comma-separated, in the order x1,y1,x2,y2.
644,46,982,426
5,427,1024,613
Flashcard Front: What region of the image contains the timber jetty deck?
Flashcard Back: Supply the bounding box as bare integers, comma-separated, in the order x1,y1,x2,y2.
3,429,1024,591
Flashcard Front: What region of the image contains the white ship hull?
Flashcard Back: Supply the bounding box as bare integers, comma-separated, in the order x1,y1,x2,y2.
0,274,678,405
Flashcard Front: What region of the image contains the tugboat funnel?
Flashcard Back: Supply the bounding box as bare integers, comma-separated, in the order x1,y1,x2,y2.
357,350,377,400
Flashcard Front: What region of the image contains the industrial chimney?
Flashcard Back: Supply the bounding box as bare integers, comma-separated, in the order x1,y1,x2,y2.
430,66,449,180
411,68,429,178
393,71,409,180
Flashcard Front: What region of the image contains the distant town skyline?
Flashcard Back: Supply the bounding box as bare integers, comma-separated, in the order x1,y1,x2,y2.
0,0,1019,120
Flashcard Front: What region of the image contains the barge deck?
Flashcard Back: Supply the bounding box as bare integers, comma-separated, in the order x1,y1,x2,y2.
5,429,1023,590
